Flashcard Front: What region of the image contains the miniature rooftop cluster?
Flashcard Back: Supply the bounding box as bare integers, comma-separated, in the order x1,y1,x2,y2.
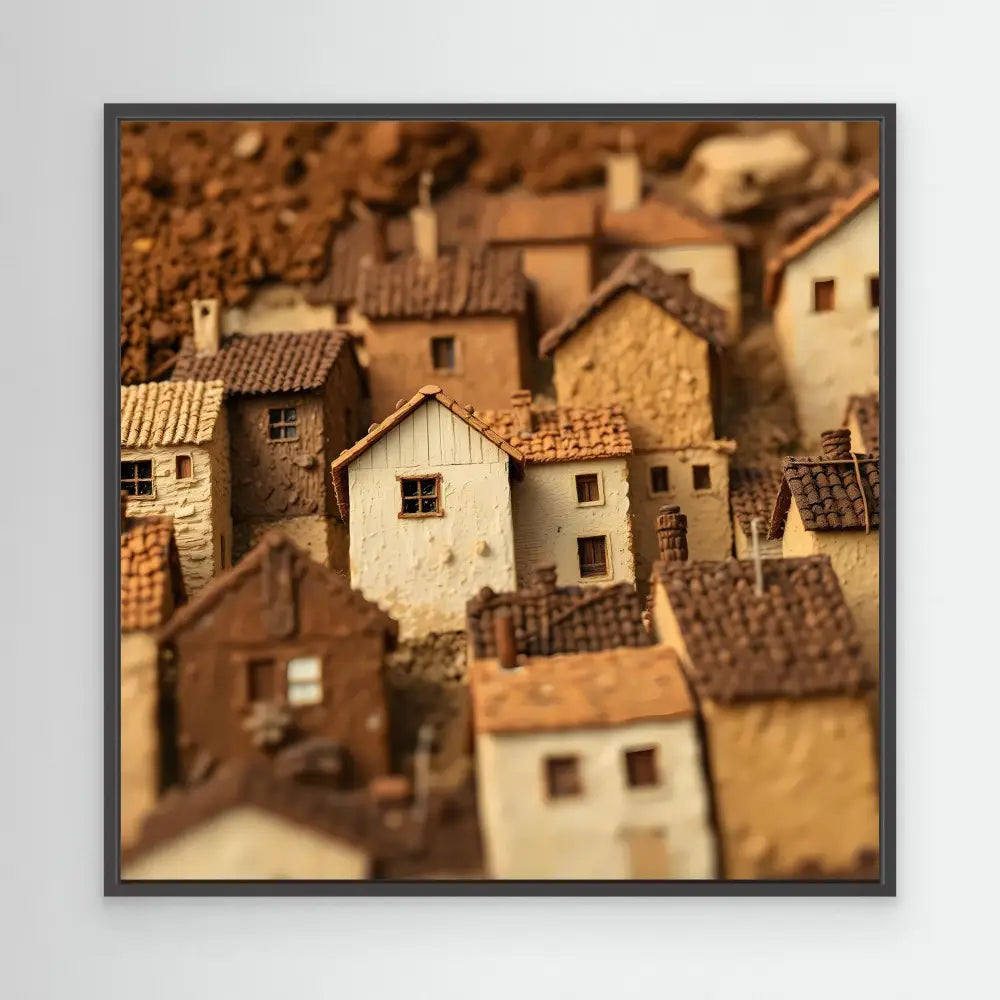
119,127,880,881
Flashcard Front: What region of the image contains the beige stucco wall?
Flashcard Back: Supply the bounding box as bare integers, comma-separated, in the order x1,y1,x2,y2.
120,631,160,850
476,718,716,879
122,805,370,880
222,285,337,336
123,419,232,594
511,458,634,588
551,291,717,450
700,696,879,879
348,400,517,638
781,501,880,672
774,201,879,447
521,243,594,335
234,514,348,571
600,244,741,337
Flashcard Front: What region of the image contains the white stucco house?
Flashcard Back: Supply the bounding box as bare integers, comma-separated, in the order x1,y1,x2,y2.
480,390,635,589
765,178,880,447
331,384,525,638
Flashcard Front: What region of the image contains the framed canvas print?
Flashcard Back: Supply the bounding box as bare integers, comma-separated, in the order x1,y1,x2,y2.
106,105,893,895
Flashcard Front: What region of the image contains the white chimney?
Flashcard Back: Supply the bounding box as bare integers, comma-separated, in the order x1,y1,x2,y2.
409,169,438,263
191,298,220,355
605,127,642,213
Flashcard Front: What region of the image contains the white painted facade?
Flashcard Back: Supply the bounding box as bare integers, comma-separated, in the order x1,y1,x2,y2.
346,398,518,638
476,718,717,879
511,458,634,589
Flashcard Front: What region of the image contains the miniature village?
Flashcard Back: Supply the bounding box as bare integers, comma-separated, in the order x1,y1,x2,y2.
119,121,880,881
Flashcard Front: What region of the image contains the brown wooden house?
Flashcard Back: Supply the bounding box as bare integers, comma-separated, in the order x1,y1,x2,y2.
158,532,397,788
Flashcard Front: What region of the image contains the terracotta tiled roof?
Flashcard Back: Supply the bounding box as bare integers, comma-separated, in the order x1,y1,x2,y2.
121,515,185,632
466,570,650,661
330,385,525,523
121,380,225,449
485,190,598,243
479,403,632,463
652,556,874,703
730,465,785,537
539,251,732,357
764,178,879,305
844,393,880,456
355,248,527,321
172,329,351,396
470,645,693,734
599,198,732,248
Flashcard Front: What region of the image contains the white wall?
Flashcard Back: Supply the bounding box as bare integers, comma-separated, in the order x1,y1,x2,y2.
348,399,517,637
477,718,716,879
511,458,634,588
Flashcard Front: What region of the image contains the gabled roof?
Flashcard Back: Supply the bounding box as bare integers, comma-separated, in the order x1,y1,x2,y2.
539,251,732,358
172,329,352,396
764,178,879,305
844,393,880,456
330,386,525,522
121,516,186,632
729,465,785,538
652,555,873,703
599,198,733,248
121,380,225,449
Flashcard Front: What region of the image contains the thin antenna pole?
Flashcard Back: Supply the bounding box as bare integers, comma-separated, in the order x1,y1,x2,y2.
750,517,765,596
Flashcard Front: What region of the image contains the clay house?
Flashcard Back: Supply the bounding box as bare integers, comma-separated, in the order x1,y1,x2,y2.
120,379,230,595
764,178,880,447
157,532,397,789
729,466,784,560
120,506,186,849
479,390,635,590
649,512,879,880
767,428,880,671
466,569,716,879
844,392,880,456
331,385,525,639
539,252,737,582
172,317,368,568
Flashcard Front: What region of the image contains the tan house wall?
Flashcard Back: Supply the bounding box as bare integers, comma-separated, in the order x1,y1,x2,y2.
122,805,370,880
700,696,879,879
511,458,634,589
120,631,160,850
773,201,879,447
521,243,594,335
551,291,717,450
233,515,347,571
363,315,526,420
222,285,336,337
476,718,716,879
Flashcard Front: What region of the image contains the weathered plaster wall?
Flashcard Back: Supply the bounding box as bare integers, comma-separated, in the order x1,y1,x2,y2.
222,284,336,336
521,243,594,335
701,696,879,879
599,244,741,336
551,291,717,450
347,400,517,638
120,631,159,850
476,718,716,879
511,458,634,588
122,805,370,880
233,515,347,570
774,201,879,447
362,315,526,420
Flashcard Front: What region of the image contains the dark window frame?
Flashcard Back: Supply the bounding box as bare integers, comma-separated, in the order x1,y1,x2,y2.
692,464,712,491
175,454,193,479
812,277,836,313
624,747,661,789
267,407,299,441
430,335,457,373
577,535,609,579
398,474,444,518
120,459,154,498
869,273,880,310
650,465,670,495
575,472,600,504
544,755,583,800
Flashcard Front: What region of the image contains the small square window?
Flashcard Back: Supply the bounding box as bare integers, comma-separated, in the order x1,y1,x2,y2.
575,473,600,504
869,274,879,310
268,407,298,440
399,476,442,517
335,304,351,325
624,747,660,789
120,460,154,497
287,656,323,707
247,658,277,703
813,278,836,312
577,536,608,579
671,269,692,289
175,454,192,479
431,336,456,372
545,756,582,799
692,464,712,490
650,466,670,494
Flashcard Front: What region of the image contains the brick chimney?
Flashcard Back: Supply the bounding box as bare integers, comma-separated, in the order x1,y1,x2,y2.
510,390,533,434
820,428,853,460
655,504,688,562
493,609,518,670
605,127,642,213
191,298,220,356
409,169,438,263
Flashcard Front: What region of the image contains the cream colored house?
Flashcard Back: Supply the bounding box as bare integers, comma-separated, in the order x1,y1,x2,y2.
121,379,231,595
768,429,880,672
765,179,880,447
331,385,524,638
540,253,737,584
480,390,635,589
466,575,715,880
